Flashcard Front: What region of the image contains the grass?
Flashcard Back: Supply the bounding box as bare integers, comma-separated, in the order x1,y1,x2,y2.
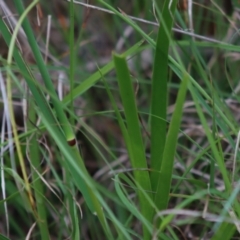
1,0,240,239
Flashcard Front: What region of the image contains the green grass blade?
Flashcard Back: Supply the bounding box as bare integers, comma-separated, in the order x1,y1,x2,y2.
13,0,74,143
0,18,60,135
68,0,75,124
114,174,152,233
150,0,178,193
155,74,188,211
0,234,10,240
28,102,50,240
113,53,152,239
4,0,38,217
169,57,237,133
191,87,231,192
101,75,132,160
211,222,236,240
190,85,240,217
65,181,80,240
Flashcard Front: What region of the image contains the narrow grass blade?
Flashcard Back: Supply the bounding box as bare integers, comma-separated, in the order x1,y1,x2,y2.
27,102,50,240
101,77,132,159
114,174,152,233
13,0,75,143
68,0,75,124
150,0,178,193
191,85,240,217
5,0,38,218
96,0,155,47
169,57,237,133
0,14,59,135
159,189,210,232
113,53,152,239
191,87,231,191
65,181,80,240
155,74,188,211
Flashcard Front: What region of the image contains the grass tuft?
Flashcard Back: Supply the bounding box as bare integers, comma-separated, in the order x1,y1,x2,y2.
1,0,240,239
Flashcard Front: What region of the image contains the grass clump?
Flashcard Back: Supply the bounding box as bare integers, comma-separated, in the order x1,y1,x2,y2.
1,0,240,239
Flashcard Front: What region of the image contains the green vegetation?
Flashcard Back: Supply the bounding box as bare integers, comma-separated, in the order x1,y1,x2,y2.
1,0,240,239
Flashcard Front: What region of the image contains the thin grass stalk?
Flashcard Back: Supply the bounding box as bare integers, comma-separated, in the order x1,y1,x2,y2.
114,175,152,232
64,179,80,239
159,189,211,232
0,82,9,237
190,85,240,218
210,86,217,189
96,0,156,50
5,0,39,216
188,42,237,140
172,143,213,193
13,0,75,143
188,43,219,188
27,101,50,239
150,0,178,194
62,6,108,229
69,0,75,125
0,18,64,149
212,179,240,236
0,21,49,114
65,1,81,238
71,145,113,238
191,84,231,190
